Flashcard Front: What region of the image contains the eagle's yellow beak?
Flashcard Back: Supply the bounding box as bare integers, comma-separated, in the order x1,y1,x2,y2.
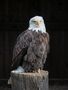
35,21,40,27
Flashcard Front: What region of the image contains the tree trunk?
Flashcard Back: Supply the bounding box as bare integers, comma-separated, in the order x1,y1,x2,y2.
11,70,49,90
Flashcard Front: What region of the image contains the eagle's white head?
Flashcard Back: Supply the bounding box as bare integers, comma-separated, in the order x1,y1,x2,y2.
28,16,46,33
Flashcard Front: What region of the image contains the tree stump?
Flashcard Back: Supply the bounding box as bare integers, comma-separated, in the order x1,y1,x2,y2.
11,70,49,90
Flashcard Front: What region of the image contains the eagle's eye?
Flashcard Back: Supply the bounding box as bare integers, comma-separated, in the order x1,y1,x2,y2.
32,20,36,22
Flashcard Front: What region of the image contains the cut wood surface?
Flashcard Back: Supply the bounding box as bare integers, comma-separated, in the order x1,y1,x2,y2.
11,70,49,90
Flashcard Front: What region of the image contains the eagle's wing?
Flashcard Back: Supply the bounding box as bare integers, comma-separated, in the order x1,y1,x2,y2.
42,32,50,64
11,30,33,69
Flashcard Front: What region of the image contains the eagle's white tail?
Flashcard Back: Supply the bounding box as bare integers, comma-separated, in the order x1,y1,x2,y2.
8,66,25,84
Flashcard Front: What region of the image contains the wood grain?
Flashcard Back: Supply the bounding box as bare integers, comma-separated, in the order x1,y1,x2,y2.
11,70,48,90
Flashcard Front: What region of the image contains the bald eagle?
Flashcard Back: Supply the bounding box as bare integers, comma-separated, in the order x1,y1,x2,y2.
11,16,49,73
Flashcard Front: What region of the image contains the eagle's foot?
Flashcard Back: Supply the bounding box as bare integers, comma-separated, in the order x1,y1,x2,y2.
32,69,41,73
38,69,40,73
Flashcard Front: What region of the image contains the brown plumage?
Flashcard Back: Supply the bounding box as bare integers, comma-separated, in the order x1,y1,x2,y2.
11,30,49,72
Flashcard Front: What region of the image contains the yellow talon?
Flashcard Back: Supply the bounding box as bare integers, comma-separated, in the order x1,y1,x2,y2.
38,69,40,73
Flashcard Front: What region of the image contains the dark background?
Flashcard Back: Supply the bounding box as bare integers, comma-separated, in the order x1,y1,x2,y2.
0,0,67,80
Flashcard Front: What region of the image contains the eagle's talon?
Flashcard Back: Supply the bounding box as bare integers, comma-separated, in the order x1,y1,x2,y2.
38,69,40,73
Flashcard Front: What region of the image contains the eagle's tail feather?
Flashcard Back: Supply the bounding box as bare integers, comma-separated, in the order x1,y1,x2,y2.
8,66,25,84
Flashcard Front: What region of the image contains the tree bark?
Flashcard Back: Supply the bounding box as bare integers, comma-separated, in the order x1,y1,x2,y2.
11,70,49,90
